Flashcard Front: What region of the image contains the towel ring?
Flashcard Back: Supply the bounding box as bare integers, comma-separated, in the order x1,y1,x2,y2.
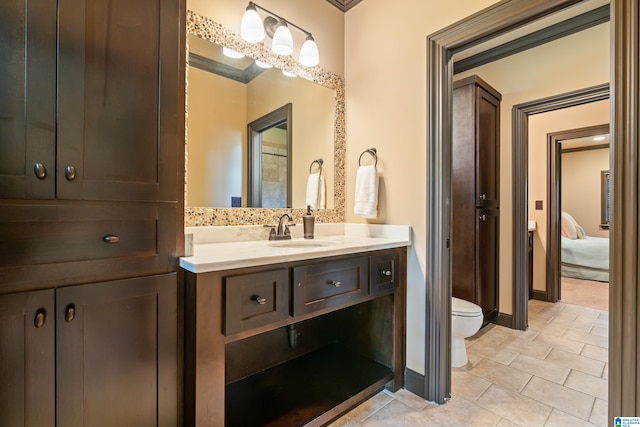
358,148,377,167
309,158,323,174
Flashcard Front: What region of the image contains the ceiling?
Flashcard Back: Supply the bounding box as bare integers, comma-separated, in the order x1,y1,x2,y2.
324,0,364,12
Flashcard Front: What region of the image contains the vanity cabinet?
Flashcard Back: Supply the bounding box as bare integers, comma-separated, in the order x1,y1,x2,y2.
0,274,178,427
184,247,406,427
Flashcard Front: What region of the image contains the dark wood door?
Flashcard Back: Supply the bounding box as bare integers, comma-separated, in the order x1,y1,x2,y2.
56,273,177,426
57,0,181,202
0,0,56,199
0,289,55,427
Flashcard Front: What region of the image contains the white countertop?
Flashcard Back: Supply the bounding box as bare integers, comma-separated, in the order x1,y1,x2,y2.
180,223,411,273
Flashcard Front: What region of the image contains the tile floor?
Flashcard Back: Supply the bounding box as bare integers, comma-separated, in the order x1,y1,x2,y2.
330,299,609,427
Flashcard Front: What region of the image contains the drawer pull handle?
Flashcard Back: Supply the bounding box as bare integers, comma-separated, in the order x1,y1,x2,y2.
330,281,342,288
34,163,47,179
65,305,76,323
253,295,267,305
65,165,76,181
382,270,392,277
103,235,120,243
34,309,47,328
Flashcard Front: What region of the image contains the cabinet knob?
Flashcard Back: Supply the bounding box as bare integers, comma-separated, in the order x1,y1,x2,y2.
480,193,486,200
329,280,342,288
65,304,76,322
34,309,47,328
382,270,392,277
252,295,267,305
65,165,76,181
103,235,120,243
34,163,47,179
480,214,486,221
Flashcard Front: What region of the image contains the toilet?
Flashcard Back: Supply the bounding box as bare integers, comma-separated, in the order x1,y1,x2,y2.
451,297,484,368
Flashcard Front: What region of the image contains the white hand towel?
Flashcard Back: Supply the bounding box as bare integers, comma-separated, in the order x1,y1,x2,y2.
306,172,326,209
354,164,378,218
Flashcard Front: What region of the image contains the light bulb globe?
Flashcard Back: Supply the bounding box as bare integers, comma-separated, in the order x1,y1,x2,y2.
240,4,264,43
272,21,293,55
299,35,319,66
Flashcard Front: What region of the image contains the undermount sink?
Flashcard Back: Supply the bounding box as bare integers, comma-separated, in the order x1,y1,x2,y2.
268,239,337,248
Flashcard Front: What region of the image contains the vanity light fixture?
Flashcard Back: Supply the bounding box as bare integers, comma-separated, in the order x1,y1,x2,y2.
255,59,272,68
282,69,297,77
240,2,320,66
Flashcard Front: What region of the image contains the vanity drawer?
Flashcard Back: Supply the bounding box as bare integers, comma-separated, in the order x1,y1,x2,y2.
369,251,400,295
293,257,368,315
224,269,289,335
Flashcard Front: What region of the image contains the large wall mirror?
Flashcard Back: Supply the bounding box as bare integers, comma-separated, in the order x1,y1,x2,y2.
185,11,345,226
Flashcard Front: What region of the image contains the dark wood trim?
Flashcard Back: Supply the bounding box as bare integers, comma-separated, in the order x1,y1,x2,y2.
247,103,293,208
492,313,514,328
601,170,611,226
610,0,639,417
403,368,426,399
547,123,610,303
560,143,609,153
454,5,610,74
324,0,363,12
427,0,584,404
530,290,547,301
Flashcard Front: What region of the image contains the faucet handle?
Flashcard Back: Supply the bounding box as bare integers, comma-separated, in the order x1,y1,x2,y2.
263,224,277,240
284,223,296,236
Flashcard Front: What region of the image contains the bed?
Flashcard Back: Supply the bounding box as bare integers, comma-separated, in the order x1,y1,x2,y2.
561,235,609,282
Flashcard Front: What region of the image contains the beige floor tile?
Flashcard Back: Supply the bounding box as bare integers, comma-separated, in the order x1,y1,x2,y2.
497,418,522,427
589,398,607,426
590,325,608,337
451,369,492,401
521,376,595,420
360,399,441,427
476,385,552,427
562,304,603,319
421,395,501,427
545,348,606,377
565,370,608,401
598,311,609,321
469,358,533,392
505,338,553,359
383,388,430,411
563,329,608,348
544,408,599,427
581,344,609,363
602,363,608,380
533,332,585,354
531,323,569,337
330,391,395,425
509,353,570,384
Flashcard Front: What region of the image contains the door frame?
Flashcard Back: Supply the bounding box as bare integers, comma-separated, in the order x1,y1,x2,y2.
546,122,610,303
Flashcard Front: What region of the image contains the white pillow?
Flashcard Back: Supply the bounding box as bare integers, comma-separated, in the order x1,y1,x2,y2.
561,211,578,240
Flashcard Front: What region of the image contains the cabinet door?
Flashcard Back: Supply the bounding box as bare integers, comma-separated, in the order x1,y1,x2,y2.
476,209,499,320
0,289,55,427
56,274,177,427
57,0,181,202
475,86,500,209
0,0,56,199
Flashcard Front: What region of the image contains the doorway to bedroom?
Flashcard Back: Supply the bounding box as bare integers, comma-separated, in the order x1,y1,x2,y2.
549,123,610,312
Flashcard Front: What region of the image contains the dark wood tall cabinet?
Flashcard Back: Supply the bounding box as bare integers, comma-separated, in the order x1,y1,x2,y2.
452,75,501,323
0,0,185,425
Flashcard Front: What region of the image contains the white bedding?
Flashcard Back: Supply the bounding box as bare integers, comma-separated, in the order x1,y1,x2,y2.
561,236,609,282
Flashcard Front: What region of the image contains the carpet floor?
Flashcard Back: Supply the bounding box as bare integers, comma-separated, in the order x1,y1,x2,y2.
560,277,609,311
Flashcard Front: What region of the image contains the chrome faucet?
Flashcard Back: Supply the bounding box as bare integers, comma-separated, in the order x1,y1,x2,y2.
265,213,295,240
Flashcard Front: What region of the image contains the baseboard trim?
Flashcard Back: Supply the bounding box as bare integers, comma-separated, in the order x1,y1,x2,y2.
530,290,547,301
492,313,514,328
404,368,426,399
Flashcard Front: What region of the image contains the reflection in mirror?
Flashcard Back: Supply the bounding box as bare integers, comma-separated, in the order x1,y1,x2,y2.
247,103,292,207
185,10,345,226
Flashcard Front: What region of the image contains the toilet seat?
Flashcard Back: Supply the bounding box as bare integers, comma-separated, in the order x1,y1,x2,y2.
452,297,482,317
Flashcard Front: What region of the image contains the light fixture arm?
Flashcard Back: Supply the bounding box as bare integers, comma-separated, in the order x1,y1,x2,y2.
248,1,313,38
